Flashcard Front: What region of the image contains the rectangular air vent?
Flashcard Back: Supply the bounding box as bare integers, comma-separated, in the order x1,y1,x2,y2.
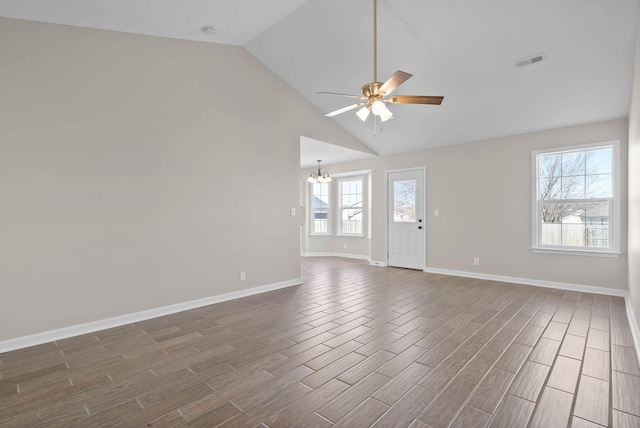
515,52,545,68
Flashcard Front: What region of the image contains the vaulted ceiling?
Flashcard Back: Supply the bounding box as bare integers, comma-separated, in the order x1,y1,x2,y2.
1,0,637,164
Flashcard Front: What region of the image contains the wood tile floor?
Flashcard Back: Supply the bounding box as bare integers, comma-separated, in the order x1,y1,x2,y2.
1,257,639,427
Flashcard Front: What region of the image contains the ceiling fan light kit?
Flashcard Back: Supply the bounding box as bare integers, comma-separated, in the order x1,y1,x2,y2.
356,106,371,121
318,0,443,127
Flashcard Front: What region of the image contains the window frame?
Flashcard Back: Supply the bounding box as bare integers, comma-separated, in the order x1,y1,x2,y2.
337,175,365,237
531,140,621,256
309,181,331,236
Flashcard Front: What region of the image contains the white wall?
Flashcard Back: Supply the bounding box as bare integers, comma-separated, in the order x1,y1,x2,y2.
628,8,640,342
303,119,628,290
0,18,365,342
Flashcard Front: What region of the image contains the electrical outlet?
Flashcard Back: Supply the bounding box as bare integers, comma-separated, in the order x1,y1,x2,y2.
473,258,480,266
343,244,348,249
434,209,439,216
240,271,246,281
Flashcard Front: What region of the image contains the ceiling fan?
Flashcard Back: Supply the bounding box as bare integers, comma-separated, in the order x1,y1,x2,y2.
318,0,443,123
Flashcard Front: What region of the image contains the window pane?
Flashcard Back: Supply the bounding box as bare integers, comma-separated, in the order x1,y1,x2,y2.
589,148,612,174
311,182,330,234
561,176,585,199
539,176,561,200
562,151,585,176
540,201,586,247
339,177,364,234
314,219,328,233
341,208,363,234
561,202,586,224
394,180,416,222
560,202,586,247
586,174,612,198
562,223,585,247
313,183,329,203
585,201,609,224
539,154,561,178
540,202,565,224
540,202,564,245
541,223,561,246
586,201,609,248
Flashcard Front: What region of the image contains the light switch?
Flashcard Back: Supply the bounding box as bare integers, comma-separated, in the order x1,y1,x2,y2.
290,207,296,216
434,209,439,216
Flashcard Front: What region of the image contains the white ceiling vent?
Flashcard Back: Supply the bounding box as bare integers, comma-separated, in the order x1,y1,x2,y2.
515,52,545,68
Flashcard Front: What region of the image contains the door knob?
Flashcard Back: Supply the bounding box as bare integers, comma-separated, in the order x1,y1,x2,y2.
418,226,422,229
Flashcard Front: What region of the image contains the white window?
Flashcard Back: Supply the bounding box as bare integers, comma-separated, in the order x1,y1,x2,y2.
338,177,364,236
310,182,330,234
532,141,620,255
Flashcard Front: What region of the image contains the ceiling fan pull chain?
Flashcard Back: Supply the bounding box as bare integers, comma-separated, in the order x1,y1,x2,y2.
373,114,378,136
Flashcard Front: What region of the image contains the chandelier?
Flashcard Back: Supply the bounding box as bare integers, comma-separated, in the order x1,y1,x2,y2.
307,160,332,183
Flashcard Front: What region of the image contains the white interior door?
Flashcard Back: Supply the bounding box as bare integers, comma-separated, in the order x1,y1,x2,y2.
387,169,425,270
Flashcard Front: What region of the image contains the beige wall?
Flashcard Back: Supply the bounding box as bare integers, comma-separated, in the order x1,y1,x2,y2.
0,18,365,342
628,8,640,339
304,119,628,290
303,232,371,258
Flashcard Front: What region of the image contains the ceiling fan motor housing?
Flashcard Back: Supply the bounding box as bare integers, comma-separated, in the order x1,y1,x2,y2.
362,82,384,98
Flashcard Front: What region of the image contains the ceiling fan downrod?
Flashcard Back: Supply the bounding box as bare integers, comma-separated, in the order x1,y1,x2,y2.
373,0,378,83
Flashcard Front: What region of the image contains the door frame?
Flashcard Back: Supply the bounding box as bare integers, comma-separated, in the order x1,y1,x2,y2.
385,167,427,269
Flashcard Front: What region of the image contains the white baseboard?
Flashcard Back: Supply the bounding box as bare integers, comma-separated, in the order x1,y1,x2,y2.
302,252,371,261
0,277,303,354
423,267,628,297
626,296,640,369
300,252,385,266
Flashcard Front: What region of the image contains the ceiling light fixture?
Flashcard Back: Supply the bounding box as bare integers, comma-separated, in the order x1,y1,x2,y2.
317,0,443,128
307,160,332,183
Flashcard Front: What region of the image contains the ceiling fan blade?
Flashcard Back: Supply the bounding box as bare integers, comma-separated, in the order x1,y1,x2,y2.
388,95,444,105
379,70,412,95
317,91,367,100
324,103,365,117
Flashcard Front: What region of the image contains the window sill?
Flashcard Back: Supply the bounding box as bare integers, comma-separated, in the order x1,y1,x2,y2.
531,247,622,258
335,234,365,238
